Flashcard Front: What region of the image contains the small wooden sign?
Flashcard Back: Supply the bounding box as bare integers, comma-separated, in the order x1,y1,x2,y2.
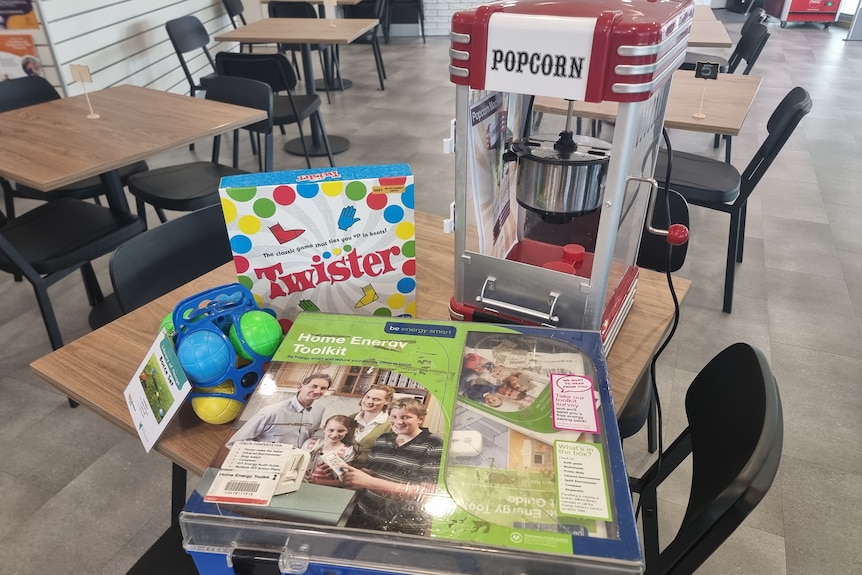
692,61,720,119
69,63,99,119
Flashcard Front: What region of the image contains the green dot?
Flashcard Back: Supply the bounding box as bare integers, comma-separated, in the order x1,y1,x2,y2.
345,181,368,201
343,244,352,252
401,240,415,258
253,198,277,218
373,307,392,317
226,187,257,202
238,275,254,290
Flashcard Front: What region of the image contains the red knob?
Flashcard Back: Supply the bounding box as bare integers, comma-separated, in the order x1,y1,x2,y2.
667,224,689,246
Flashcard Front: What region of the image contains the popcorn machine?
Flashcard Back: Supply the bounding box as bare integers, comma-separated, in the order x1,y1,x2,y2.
448,0,692,351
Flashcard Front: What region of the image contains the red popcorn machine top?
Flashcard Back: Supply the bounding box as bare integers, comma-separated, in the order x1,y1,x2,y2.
448,0,692,351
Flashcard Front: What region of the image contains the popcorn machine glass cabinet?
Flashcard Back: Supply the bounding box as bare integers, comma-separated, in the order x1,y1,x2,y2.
445,0,692,350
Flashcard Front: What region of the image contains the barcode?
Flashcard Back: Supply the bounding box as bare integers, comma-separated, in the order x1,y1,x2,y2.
224,480,260,495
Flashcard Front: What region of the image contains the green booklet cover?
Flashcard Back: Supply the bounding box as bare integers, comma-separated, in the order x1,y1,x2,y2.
182,312,641,570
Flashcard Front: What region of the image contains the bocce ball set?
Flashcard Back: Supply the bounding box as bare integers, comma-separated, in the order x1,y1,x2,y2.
166,283,284,424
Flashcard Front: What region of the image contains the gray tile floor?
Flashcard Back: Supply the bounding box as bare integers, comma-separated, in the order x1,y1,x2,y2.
0,9,860,574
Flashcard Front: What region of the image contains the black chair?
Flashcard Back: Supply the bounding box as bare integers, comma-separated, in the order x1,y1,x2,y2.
268,1,339,102
216,51,335,168
89,205,232,329
654,87,812,313
166,15,218,98
618,189,690,452
629,342,783,575
0,76,148,221
342,0,388,90
680,21,769,75
222,0,252,53
127,76,274,228
0,197,145,351
385,0,425,44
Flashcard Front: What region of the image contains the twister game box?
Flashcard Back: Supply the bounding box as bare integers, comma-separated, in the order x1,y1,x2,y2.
218,165,415,328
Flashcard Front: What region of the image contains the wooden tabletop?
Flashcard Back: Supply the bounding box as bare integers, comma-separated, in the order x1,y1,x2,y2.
693,5,716,20
214,17,378,45
534,70,762,137
31,211,689,477
0,85,267,193
689,18,733,48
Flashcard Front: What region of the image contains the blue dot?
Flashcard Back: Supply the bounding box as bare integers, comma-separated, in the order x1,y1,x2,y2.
323,251,331,259
297,182,319,198
230,235,253,254
384,205,404,224
401,183,414,209
397,277,416,294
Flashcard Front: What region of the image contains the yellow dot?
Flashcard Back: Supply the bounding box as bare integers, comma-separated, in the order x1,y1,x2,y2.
321,181,344,197
332,248,342,256
405,301,417,317
221,198,237,223
388,293,406,310
395,221,415,240
238,215,261,235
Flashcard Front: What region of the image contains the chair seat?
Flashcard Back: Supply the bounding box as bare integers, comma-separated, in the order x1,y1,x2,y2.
273,93,320,124
128,162,247,213
198,72,218,90
0,198,145,274
655,149,740,204
679,51,730,73
11,161,150,201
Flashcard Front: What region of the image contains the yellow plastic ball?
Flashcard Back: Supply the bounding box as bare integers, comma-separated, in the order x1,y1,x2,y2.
191,381,244,424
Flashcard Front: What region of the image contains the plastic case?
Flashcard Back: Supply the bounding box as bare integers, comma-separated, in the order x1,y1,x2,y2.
181,313,643,575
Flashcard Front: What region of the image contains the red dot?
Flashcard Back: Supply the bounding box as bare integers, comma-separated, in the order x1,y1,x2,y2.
234,255,250,273
402,259,416,276
273,185,297,206
367,193,387,210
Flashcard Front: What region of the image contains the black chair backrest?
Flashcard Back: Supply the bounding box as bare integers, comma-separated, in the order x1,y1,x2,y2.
343,0,385,20
204,75,275,171
637,189,689,273
165,16,216,92
727,22,769,75
641,343,783,574
216,51,299,95
671,343,782,572
109,205,232,314
738,87,812,203
268,1,318,19
222,0,247,27
740,7,767,36
0,75,60,112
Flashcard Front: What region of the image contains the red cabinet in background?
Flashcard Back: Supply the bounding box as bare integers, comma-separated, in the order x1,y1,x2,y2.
764,0,840,27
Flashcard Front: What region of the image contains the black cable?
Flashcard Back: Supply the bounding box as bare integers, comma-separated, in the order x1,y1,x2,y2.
635,127,682,520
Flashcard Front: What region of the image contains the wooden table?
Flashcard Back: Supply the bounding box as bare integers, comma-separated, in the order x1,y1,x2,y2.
32,210,689,480
0,86,268,212
215,17,378,157
535,70,762,162
690,18,733,48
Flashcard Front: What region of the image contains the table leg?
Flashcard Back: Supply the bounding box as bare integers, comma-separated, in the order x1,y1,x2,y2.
283,43,350,157
99,170,130,212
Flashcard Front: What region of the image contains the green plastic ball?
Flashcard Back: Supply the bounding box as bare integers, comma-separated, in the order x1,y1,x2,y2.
228,310,283,361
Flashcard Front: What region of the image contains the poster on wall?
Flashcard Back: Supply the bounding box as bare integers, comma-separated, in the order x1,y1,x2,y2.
0,33,41,80
1,1,39,29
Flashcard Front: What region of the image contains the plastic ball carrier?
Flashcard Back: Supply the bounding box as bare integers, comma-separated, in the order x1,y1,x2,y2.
171,284,283,424
447,0,692,352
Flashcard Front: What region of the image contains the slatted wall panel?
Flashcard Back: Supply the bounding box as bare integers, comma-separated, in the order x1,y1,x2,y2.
37,0,234,96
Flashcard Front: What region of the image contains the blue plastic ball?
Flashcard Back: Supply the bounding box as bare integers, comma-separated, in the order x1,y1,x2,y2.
177,330,232,385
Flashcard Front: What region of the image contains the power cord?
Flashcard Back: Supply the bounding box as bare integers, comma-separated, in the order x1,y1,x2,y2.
635,128,683,520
